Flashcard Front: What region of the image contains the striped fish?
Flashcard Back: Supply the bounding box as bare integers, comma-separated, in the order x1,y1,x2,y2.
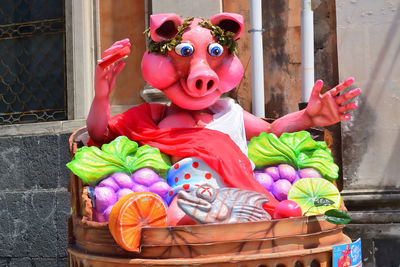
177,184,272,224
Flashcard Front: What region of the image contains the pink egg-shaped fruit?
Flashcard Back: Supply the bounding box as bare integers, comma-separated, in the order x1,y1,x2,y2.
273,200,302,219
265,166,280,181
117,188,134,199
149,181,171,199
97,177,120,191
298,168,322,178
94,186,117,212
254,172,274,191
132,184,149,192
132,168,160,186
271,179,292,201
111,172,134,188
278,164,297,182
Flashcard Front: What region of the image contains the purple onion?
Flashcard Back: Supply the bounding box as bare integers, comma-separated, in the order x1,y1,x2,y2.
271,179,292,201
132,168,160,186
94,211,106,222
112,172,134,188
91,168,171,222
292,174,301,184
102,206,113,222
132,184,148,192
149,181,171,199
117,188,134,199
98,177,120,191
94,186,117,212
298,168,322,178
278,164,297,183
254,172,274,191
264,166,280,181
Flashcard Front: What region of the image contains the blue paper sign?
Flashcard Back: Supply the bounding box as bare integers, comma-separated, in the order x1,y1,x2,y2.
332,238,362,267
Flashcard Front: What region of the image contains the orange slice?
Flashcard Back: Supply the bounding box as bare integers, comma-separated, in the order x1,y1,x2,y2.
108,192,167,252
108,193,136,246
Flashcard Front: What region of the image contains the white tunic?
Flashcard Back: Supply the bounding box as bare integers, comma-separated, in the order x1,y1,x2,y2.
165,98,253,204
206,98,248,155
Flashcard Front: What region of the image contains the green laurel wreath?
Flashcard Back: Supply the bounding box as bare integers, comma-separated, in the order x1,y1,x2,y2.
199,20,238,54
143,17,238,55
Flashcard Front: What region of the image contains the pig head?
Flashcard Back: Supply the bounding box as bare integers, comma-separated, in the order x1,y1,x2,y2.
141,13,244,110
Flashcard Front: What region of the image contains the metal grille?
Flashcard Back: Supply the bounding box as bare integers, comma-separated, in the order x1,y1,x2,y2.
0,0,66,125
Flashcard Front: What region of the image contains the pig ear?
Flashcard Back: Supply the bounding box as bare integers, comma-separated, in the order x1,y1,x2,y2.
150,13,183,42
209,13,244,40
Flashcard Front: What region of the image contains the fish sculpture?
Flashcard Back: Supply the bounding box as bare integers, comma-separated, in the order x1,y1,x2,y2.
177,184,272,224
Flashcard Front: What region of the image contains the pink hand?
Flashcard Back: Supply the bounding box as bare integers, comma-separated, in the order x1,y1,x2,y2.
98,38,131,68
88,39,131,143
95,39,131,98
305,78,361,127
95,61,126,98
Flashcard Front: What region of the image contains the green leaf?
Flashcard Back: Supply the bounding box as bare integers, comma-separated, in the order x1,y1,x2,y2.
144,16,194,56
324,209,351,225
127,145,171,178
316,141,328,150
248,131,338,181
248,132,297,167
314,197,335,207
279,131,319,156
101,136,138,163
298,148,334,163
297,149,339,181
67,136,171,185
66,146,130,185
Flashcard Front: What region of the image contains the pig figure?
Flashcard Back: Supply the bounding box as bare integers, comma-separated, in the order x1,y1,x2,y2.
87,13,360,225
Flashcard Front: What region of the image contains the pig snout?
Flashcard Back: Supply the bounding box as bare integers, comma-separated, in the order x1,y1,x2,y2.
185,61,219,97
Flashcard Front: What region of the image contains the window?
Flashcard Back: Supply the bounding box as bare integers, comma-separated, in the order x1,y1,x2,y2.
0,0,66,125
1,0,97,136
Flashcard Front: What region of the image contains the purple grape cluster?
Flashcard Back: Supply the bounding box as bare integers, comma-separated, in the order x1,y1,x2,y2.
254,164,321,201
93,168,171,222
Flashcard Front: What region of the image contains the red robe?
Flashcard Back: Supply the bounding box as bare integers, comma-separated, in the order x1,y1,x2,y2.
89,103,278,208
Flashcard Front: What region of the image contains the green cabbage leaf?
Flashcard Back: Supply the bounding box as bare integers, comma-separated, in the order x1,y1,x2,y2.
67,136,170,185
248,131,339,181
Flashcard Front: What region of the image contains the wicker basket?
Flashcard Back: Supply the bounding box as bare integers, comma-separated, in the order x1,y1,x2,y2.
67,127,350,267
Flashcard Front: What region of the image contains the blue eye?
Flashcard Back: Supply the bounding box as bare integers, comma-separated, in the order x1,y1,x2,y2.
208,43,224,57
175,43,194,56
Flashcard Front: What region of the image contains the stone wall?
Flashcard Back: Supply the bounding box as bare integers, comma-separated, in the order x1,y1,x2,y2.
336,0,400,266
0,133,71,266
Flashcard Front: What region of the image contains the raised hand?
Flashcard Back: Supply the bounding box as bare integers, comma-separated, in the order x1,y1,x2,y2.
95,39,131,98
98,38,131,68
305,78,361,127
88,39,131,142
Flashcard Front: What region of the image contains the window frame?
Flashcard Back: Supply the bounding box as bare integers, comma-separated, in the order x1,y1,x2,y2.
1,0,98,137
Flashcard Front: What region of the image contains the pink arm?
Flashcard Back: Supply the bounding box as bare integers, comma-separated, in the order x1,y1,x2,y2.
244,109,312,139
244,78,361,139
87,39,130,143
